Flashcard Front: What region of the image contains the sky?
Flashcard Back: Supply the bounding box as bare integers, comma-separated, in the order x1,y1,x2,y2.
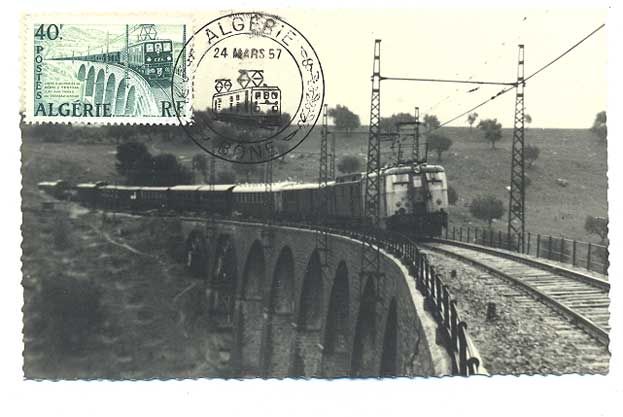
229,8,607,129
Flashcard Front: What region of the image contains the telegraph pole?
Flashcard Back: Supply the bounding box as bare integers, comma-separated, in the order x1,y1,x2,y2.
360,39,384,299
507,44,526,252
317,104,331,272
413,107,420,162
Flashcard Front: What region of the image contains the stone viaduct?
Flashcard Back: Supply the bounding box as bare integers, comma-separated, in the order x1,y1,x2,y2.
179,219,452,378
72,61,160,116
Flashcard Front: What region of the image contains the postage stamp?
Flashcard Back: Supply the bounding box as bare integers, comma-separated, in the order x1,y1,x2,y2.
22,14,192,124
176,11,325,163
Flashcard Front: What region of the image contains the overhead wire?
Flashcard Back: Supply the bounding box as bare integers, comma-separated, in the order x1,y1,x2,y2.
421,22,605,136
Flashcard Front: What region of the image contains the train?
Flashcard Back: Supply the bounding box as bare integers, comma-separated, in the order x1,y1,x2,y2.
38,163,449,237
212,85,281,126
54,39,174,83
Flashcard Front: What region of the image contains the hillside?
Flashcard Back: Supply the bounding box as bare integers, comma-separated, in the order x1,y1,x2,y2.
21,125,608,242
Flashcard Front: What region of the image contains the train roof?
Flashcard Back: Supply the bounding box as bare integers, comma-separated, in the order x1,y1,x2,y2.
335,173,363,183
197,184,236,192
129,39,172,46
213,85,281,98
100,185,142,191
279,182,320,191
38,180,67,186
138,187,170,191
231,181,295,193
76,181,108,188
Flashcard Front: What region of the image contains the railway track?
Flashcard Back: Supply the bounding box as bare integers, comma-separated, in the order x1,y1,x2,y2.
420,239,610,347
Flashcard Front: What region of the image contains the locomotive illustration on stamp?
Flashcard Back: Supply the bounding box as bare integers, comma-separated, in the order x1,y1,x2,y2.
173,11,325,164
23,14,191,124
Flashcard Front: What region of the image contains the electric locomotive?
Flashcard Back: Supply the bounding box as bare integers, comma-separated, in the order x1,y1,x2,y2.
127,39,174,82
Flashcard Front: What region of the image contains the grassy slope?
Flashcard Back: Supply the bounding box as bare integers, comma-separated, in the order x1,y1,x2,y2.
22,124,607,242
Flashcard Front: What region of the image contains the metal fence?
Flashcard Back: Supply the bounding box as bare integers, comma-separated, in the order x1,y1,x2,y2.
445,224,609,275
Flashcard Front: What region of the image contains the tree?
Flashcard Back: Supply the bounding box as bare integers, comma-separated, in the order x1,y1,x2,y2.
328,105,361,135
107,125,134,144
115,141,152,180
380,112,416,132
469,195,504,227
192,154,208,183
525,144,540,168
427,134,453,162
216,171,236,184
232,163,260,183
447,185,458,206
467,112,479,130
337,155,362,174
151,153,194,186
423,114,441,132
477,118,503,149
585,216,608,243
590,111,607,141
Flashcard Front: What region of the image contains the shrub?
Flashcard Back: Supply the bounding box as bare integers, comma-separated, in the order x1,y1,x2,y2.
337,155,362,174
428,134,453,162
477,118,503,149
52,215,72,250
585,216,608,243
448,185,459,206
525,144,540,168
37,275,104,356
469,195,504,226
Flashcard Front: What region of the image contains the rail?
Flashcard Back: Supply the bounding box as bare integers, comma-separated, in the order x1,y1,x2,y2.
445,224,608,276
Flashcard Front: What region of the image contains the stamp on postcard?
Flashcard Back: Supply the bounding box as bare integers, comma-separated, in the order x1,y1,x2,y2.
174,11,325,163
23,14,191,124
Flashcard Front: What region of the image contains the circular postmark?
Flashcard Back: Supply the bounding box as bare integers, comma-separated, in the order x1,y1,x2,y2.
172,12,325,164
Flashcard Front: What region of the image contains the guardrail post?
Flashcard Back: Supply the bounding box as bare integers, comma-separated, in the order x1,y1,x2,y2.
467,227,470,243
442,286,450,329
506,232,510,251
548,236,553,259
526,232,531,255
459,227,463,242
475,228,479,243
430,266,437,308
435,274,443,319
572,240,577,267
536,234,541,258
445,225,448,239
587,243,592,271
560,238,565,263
458,322,468,376
450,300,458,354
498,230,502,248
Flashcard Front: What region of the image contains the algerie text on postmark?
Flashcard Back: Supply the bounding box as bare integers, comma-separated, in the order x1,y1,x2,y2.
174,11,325,164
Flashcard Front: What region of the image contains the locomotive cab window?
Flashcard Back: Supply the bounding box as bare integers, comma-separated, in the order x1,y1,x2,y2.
412,176,423,187
146,43,154,53
271,92,279,99
154,42,162,53
255,92,261,99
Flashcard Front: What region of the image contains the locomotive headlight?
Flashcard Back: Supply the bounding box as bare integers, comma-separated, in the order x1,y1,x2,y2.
167,55,172,61
146,57,152,63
